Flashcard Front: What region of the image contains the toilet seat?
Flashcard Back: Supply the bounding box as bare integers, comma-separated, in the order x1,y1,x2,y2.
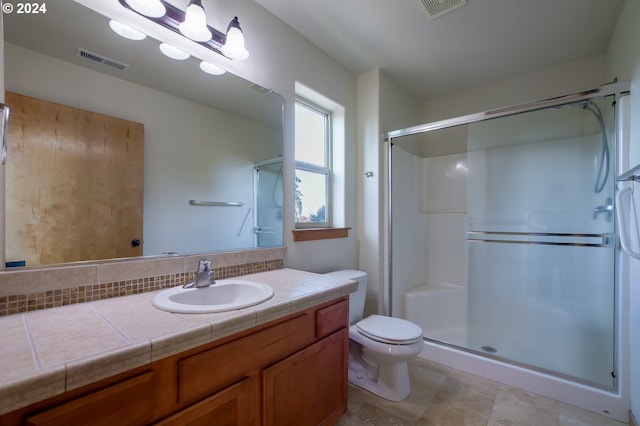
356,315,423,345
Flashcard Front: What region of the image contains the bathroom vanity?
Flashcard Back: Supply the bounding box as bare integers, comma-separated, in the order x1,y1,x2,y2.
0,269,356,425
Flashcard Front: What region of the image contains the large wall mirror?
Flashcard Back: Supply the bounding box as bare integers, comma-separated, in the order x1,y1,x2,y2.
3,1,284,267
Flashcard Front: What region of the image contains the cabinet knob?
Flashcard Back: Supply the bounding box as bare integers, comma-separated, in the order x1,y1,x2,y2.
131,239,141,247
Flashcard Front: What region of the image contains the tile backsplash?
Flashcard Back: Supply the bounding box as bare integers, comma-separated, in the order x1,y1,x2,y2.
0,247,286,316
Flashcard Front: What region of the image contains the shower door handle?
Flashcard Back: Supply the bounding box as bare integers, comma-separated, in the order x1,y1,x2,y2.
466,231,614,247
615,186,640,260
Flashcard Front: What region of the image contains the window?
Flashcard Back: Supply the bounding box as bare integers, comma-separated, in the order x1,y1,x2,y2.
295,99,331,228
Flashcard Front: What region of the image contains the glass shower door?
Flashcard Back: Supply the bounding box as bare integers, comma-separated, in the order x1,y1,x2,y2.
465,96,617,388
255,160,283,247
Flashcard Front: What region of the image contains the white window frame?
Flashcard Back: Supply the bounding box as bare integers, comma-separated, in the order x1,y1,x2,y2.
295,98,332,228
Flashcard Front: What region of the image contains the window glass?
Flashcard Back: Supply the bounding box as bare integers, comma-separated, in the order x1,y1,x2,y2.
295,100,330,227
295,168,328,223
295,103,327,166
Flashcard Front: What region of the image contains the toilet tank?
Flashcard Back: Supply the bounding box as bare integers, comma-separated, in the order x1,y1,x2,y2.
325,270,367,324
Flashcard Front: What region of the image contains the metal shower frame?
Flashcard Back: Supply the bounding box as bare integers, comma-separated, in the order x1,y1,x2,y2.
383,81,630,319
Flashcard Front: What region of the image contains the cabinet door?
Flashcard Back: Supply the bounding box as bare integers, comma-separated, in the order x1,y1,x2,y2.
154,378,257,426
263,329,348,426
24,372,153,426
178,314,314,404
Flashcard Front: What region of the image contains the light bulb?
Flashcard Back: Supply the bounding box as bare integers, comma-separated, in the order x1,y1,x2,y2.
159,43,190,60
109,20,147,41
179,0,212,42
125,0,166,18
221,17,249,60
199,61,226,75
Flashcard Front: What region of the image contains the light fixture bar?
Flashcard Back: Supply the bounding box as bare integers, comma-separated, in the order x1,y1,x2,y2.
118,0,226,55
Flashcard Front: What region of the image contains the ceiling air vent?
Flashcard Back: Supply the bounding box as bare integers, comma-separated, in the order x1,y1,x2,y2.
417,0,467,20
250,83,273,95
75,48,130,72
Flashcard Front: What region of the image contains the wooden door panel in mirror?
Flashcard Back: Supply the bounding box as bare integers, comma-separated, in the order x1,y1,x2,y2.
6,92,144,266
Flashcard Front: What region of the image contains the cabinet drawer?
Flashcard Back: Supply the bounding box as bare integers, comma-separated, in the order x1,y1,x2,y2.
24,372,154,426
316,299,348,338
178,313,314,404
154,377,256,426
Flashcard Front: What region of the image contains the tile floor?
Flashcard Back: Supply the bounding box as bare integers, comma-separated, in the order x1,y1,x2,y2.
337,358,628,426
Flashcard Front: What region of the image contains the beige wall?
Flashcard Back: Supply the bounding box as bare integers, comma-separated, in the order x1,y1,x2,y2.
0,8,5,267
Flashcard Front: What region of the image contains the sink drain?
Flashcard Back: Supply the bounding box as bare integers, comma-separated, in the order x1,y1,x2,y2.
481,345,497,353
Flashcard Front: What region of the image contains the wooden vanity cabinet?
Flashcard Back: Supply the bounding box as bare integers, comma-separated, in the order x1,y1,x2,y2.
22,372,155,426
154,377,258,426
0,297,349,426
263,329,348,426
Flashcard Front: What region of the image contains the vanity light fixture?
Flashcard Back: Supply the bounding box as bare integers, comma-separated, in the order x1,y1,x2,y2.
124,0,166,18
117,0,249,61
199,60,226,75
179,0,212,42
108,20,147,40
159,42,190,60
221,17,249,60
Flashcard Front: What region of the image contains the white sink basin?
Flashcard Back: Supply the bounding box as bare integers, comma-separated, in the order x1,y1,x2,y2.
152,279,274,314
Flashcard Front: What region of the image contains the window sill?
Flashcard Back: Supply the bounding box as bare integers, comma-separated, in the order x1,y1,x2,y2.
292,227,351,242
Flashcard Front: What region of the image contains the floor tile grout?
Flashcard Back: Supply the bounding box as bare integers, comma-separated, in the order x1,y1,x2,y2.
337,357,627,426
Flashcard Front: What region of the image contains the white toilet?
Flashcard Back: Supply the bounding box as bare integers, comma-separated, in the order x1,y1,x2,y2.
326,270,424,401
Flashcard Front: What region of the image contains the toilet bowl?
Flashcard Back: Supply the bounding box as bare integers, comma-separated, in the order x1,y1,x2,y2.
326,270,424,401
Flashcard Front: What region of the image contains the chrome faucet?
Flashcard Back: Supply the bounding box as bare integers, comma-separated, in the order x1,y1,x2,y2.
183,258,216,288
593,197,613,222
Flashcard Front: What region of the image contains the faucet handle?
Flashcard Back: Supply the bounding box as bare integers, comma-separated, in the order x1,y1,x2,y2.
198,258,211,272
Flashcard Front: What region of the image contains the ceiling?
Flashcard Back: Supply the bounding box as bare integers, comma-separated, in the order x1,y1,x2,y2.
2,0,625,108
254,0,625,100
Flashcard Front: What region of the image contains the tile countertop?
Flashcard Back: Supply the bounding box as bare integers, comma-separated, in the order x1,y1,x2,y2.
0,268,358,416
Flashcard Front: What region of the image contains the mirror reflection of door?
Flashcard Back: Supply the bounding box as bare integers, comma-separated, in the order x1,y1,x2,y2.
5,92,144,266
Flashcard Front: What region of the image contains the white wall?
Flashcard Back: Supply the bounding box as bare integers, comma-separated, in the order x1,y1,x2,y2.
4,43,281,257
357,69,422,315
422,53,607,122
1,0,360,271
356,69,382,315
218,0,359,273
606,0,640,420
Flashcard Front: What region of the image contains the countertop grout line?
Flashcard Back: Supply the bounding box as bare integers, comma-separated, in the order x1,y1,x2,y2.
22,314,43,371
88,303,135,345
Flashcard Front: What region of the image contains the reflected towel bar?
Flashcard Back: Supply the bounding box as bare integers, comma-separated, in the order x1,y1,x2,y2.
189,200,244,207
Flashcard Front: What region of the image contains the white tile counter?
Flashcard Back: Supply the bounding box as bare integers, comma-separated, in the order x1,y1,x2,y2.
0,268,357,415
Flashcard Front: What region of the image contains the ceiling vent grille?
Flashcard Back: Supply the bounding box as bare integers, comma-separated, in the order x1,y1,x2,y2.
250,84,272,95
418,0,467,20
75,48,130,72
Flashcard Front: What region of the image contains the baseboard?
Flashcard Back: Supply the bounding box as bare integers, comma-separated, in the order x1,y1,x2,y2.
631,409,638,426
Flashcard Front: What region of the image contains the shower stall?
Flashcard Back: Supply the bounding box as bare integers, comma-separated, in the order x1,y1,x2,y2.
385,82,631,420
255,157,283,247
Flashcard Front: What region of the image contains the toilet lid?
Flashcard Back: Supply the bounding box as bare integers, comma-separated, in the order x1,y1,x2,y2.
356,315,423,344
